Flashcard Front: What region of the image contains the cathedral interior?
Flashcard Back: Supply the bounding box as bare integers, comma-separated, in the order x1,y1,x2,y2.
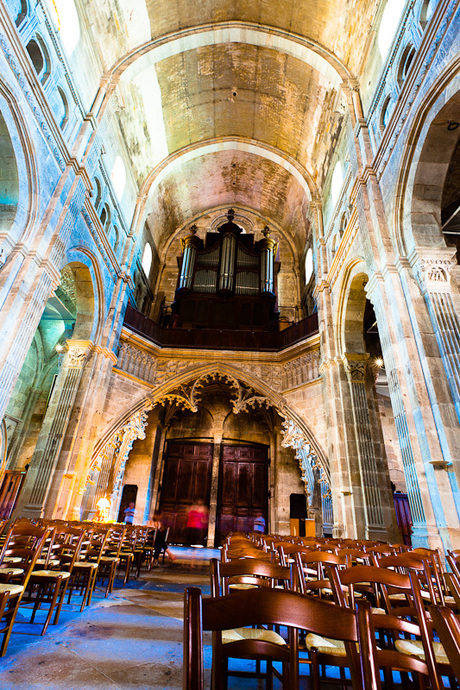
0,0,460,559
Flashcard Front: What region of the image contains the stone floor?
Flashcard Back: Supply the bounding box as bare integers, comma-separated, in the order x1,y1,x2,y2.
0,547,380,690
0,547,215,690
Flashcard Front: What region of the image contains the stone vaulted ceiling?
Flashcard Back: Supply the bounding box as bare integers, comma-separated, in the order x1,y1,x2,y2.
82,0,381,251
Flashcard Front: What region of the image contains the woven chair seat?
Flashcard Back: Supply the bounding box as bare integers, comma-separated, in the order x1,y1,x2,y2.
0,568,24,577
0,583,24,596
74,561,98,569
306,634,347,656
31,570,70,579
395,638,449,665
222,627,286,645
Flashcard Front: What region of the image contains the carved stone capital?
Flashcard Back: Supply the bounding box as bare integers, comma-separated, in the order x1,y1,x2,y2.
412,248,456,295
343,353,369,383
66,341,93,368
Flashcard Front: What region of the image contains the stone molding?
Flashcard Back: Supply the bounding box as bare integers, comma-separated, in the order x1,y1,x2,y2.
116,340,320,392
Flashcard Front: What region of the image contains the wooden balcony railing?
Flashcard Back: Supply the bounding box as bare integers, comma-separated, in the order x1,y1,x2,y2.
123,304,318,352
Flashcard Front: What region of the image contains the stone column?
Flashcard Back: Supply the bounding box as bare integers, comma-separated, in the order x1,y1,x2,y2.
344,354,387,541
16,341,91,518
207,415,225,547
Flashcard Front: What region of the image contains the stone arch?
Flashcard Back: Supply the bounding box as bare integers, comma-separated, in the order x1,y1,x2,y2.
0,79,36,248
394,59,460,255
63,249,104,343
129,138,317,243
334,258,369,357
91,362,330,483
87,364,330,529
105,22,351,94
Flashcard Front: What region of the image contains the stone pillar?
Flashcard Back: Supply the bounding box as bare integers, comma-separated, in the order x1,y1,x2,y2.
16,341,91,518
148,418,167,517
344,354,387,541
207,415,225,547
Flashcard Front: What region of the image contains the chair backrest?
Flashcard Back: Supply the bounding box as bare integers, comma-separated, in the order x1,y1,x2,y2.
429,604,460,680
183,586,380,690
0,523,52,586
210,557,292,597
332,564,443,690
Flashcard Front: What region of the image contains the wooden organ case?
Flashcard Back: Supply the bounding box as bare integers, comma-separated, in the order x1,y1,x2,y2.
172,210,280,331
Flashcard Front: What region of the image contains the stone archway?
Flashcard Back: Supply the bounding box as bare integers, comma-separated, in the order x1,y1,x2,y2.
335,264,398,541
86,365,330,535
14,262,97,518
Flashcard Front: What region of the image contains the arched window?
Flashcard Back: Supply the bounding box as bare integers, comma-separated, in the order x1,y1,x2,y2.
397,45,416,87
142,243,152,277
380,95,392,130
45,0,80,55
110,156,126,201
420,0,435,28
378,0,406,60
26,36,51,85
13,0,28,26
93,178,102,210
113,226,120,254
99,204,110,230
57,87,69,129
304,247,313,284
330,161,343,207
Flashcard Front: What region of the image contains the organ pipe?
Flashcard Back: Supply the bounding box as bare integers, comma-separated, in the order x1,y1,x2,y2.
179,225,200,290
259,226,278,294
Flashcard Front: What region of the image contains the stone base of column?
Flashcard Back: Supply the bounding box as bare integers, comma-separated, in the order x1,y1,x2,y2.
365,525,388,541
20,504,44,519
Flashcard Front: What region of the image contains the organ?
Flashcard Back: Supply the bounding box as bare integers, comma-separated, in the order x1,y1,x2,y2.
171,209,280,331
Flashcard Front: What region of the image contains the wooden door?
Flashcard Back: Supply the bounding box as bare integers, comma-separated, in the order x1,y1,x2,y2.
393,492,413,547
0,470,26,520
159,441,213,543
217,444,268,543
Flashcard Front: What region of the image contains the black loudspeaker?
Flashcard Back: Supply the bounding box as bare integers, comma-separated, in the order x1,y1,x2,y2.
290,493,308,519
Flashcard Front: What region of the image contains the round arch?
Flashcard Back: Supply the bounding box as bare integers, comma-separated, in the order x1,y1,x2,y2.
393,58,460,255
0,79,37,248
61,249,103,343
334,258,369,357
129,137,317,240
102,22,351,97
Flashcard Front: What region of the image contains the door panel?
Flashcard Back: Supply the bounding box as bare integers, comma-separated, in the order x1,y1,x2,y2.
159,441,213,543
217,444,268,544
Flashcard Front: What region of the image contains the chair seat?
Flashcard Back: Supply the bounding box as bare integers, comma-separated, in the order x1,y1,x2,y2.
229,583,258,591
74,561,98,569
31,570,71,579
395,638,449,664
389,590,431,600
100,556,119,563
1,557,21,564
0,583,24,596
371,607,386,614
36,559,60,566
306,633,347,656
0,568,24,577
222,627,286,646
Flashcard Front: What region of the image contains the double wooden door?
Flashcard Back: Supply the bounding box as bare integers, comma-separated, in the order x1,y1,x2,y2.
159,441,268,545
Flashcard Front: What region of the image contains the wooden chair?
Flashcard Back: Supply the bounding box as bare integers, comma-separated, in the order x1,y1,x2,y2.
0,523,51,655
97,525,126,595
210,557,292,597
429,605,460,681
67,526,109,611
23,525,86,634
331,564,446,690
183,586,380,690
